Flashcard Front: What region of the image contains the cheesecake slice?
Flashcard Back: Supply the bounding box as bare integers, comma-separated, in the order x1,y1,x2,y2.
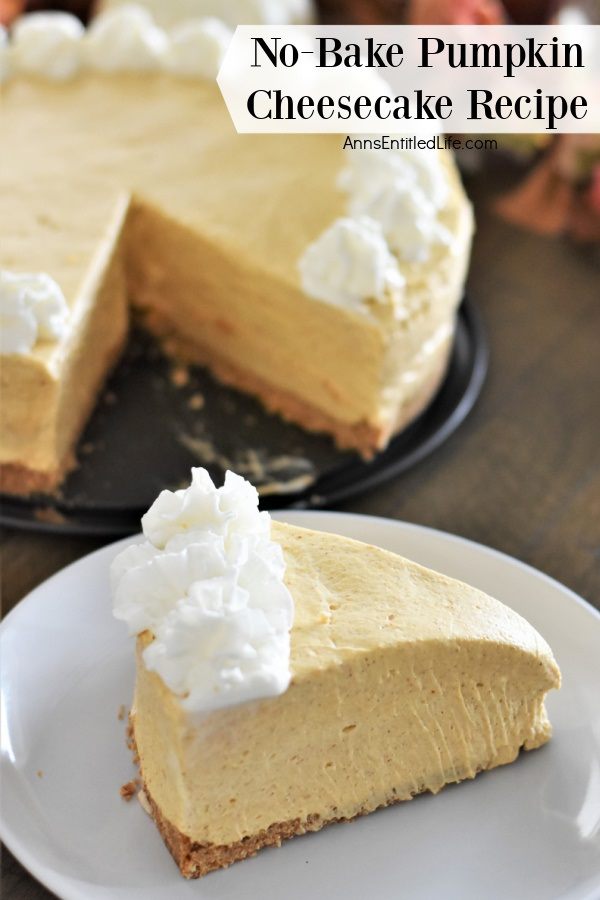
112,469,560,879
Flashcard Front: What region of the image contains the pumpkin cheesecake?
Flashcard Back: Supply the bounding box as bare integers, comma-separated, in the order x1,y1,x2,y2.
112,468,560,878
0,7,473,495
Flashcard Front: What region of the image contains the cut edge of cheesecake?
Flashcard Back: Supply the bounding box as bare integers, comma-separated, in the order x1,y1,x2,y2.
0,328,127,495
0,316,451,494
135,298,454,460
0,190,132,496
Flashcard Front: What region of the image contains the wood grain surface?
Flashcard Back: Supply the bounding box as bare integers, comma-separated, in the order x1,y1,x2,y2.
1,161,599,898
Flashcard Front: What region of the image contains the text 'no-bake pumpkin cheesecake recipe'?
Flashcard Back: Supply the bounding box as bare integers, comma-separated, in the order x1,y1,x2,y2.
0,6,473,495
112,468,560,878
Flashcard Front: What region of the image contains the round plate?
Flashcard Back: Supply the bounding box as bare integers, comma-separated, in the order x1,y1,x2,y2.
0,298,487,536
1,512,599,900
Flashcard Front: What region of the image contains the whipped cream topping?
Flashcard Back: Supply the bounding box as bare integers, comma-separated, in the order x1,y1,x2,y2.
298,217,405,317
11,12,84,80
0,271,70,355
7,4,230,81
224,0,314,25
0,26,9,82
348,176,452,264
339,147,450,213
97,0,314,27
111,468,294,713
161,18,231,79
298,146,453,311
338,148,451,263
84,5,168,72
409,150,451,211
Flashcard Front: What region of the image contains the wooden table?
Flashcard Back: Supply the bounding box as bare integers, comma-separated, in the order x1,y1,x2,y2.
2,162,599,898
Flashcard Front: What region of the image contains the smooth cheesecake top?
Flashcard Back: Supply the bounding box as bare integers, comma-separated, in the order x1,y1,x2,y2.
276,521,560,684
135,520,561,700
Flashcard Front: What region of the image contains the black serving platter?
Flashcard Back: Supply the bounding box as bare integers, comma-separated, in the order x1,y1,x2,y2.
0,297,487,536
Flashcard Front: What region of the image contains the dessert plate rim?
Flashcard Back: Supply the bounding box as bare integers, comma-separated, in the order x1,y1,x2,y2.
1,511,599,900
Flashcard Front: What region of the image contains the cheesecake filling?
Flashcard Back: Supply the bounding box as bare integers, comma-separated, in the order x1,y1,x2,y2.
0,194,130,479
112,468,294,712
133,633,556,847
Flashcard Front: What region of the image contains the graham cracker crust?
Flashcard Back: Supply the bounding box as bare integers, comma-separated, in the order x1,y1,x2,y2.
0,459,74,497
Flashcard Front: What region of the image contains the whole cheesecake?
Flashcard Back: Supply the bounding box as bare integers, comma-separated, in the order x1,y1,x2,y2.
0,7,473,494
112,468,560,879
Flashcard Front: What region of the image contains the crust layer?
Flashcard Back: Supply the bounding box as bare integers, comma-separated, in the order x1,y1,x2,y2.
0,460,73,497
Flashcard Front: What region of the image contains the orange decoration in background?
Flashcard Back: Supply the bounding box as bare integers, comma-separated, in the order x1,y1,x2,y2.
0,0,25,26
408,0,506,23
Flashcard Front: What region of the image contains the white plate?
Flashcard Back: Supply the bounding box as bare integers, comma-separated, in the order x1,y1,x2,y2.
2,511,600,900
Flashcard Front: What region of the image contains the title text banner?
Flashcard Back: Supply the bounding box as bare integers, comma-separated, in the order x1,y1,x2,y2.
217,25,600,133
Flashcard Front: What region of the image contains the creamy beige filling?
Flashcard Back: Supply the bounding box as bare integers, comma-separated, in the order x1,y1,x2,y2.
133,635,554,846
0,197,129,471
125,200,387,427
